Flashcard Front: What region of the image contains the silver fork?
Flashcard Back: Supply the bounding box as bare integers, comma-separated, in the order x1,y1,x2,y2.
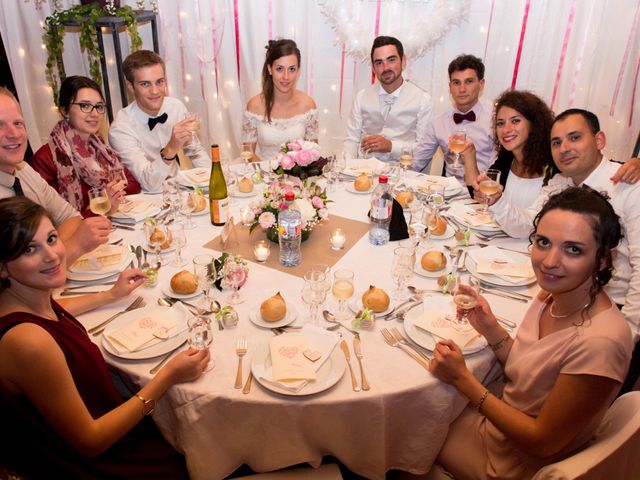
390,327,432,362
380,328,430,370
234,338,247,389
89,296,145,336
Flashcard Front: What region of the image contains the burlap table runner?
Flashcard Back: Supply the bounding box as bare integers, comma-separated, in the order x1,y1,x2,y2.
203,215,369,278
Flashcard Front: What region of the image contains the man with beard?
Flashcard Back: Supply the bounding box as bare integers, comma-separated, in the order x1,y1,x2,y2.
343,36,431,163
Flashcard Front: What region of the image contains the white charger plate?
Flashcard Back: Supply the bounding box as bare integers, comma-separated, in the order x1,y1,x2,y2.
101,306,188,360
465,251,536,287
249,305,297,328
349,297,393,316
345,183,374,195
66,251,134,281
161,281,203,300
449,208,503,233
414,250,450,278
251,339,345,396
428,224,455,240
229,187,258,198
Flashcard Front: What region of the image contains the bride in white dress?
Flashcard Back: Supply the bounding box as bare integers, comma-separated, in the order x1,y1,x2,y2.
242,39,318,162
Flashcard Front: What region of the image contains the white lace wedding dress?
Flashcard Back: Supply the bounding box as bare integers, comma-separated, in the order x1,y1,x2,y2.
241,109,319,162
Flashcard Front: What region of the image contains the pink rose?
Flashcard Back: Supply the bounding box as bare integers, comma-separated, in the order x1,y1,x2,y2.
311,196,324,209
295,150,314,167
286,141,302,151
279,153,296,170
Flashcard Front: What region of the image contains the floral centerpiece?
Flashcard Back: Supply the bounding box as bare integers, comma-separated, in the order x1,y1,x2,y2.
271,140,329,179
249,177,329,243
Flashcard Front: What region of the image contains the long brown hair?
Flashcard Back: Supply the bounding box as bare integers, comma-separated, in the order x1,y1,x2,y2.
261,39,301,123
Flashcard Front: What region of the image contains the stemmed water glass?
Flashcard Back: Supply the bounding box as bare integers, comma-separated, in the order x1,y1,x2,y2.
448,274,480,332
391,247,414,300
301,269,327,326
168,223,187,267
407,200,427,246
88,187,111,217
448,130,466,173
188,315,214,371
162,179,179,222
398,146,413,187
332,269,354,320
193,254,216,310
240,143,254,175
144,222,166,264
478,168,502,214
179,191,197,229
222,256,249,304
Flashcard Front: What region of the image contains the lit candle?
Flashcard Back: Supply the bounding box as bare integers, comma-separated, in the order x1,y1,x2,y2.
330,228,346,250
254,240,270,262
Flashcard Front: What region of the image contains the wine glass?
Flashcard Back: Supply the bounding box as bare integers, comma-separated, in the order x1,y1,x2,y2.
88,187,111,217
332,269,354,320
162,179,179,222
398,146,413,186
478,168,502,214
144,222,166,264
168,223,187,267
391,247,414,300
110,169,130,207
187,315,214,371
426,183,446,212
448,274,480,332
184,112,200,148
447,130,466,173
240,143,254,175
193,254,216,310
222,256,248,304
310,264,331,310
301,269,327,326
179,191,196,229
407,200,427,247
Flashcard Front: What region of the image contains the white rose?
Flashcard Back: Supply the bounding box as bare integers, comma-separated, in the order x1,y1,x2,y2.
293,198,316,222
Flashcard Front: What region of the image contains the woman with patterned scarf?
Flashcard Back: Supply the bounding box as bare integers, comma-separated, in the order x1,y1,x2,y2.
32,76,141,217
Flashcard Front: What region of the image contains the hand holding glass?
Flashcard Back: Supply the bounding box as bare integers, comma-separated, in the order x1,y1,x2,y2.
88,187,111,217
448,131,466,172
478,169,502,213
448,275,480,332
188,315,214,371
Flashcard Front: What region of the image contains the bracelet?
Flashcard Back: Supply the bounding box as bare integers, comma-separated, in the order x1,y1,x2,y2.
160,148,178,161
135,393,156,416
488,333,511,352
475,390,490,412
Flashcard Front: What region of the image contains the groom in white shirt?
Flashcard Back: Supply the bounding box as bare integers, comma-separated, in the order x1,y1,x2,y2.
343,36,431,163
109,50,209,192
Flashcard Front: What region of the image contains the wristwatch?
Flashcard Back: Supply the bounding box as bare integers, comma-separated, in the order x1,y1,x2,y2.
160,148,178,161
135,393,156,415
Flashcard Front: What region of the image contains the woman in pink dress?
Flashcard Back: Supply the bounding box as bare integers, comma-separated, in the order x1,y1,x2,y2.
430,186,633,479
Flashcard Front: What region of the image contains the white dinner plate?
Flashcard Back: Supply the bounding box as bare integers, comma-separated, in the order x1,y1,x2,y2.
349,297,393,316
414,249,450,278
229,187,258,198
161,281,203,300
251,339,346,396
143,243,176,255
249,305,297,328
428,224,455,240
176,167,210,188
448,208,503,233
101,305,189,360
413,177,464,198
345,183,374,195
68,246,132,275
403,296,487,355
465,251,537,287
66,251,133,281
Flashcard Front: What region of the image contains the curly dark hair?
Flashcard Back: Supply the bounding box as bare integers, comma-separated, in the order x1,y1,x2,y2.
0,197,51,291
261,38,301,123
529,186,622,320
492,90,556,183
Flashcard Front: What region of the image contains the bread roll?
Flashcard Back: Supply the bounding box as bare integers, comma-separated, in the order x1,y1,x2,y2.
421,251,447,272
238,177,254,193
354,174,372,192
260,292,287,322
395,191,414,208
170,270,198,295
187,194,207,212
361,285,390,312
428,215,447,236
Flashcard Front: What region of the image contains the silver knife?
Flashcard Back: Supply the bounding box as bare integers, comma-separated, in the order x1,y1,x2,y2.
135,245,143,269
352,336,370,391
340,340,360,392
64,281,117,290
59,289,109,296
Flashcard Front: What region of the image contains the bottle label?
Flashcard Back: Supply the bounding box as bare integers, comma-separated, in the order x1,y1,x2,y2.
279,221,301,239
371,199,391,220
210,198,229,224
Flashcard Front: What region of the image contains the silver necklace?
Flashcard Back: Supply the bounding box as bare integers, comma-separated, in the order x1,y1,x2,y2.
548,300,590,319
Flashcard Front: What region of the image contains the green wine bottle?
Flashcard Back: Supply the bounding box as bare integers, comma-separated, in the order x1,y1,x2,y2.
209,144,229,226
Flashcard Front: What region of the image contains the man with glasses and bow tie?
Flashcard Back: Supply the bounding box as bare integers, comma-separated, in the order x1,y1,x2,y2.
413,54,494,180
109,50,209,192
343,36,432,163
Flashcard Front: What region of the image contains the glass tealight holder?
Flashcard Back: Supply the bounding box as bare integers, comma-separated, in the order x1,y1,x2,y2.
253,240,271,262
330,228,346,250
240,205,255,227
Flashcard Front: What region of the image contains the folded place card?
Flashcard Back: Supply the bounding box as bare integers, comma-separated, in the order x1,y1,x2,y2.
70,244,126,273
413,307,479,347
106,307,181,352
448,203,498,227
118,199,157,215
417,175,462,191
182,167,210,184
344,157,385,175
269,334,316,382
476,258,534,278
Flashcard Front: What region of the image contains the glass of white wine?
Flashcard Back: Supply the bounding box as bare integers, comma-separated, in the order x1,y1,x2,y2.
398,146,413,186
448,274,479,332
184,112,200,148
88,187,111,217
478,168,502,214
447,130,466,173
332,269,354,320
240,143,254,175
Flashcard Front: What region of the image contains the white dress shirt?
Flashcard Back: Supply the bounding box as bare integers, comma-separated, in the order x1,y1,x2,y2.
109,97,210,193
0,162,79,225
343,80,432,162
413,101,495,178
491,158,640,341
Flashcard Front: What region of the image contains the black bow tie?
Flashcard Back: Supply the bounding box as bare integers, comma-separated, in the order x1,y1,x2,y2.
148,112,168,130
453,111,476,124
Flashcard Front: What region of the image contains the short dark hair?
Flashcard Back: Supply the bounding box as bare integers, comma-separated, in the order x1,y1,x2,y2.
58,76,104,114
370,36,404,63
448,54,485,81
553,108,600,135
123,50,165,83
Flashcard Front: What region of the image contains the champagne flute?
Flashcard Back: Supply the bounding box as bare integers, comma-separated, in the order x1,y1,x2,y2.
478,168,502,214
168,223,187,267
332,269,354,320
448,274,480,332
391,247,414,300
448,131,466,173
398,146,413,186
193,254,216,310
188,315,214,371
88,187,111,217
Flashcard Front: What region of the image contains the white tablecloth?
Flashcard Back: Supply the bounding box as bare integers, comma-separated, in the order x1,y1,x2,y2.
68,174,535,479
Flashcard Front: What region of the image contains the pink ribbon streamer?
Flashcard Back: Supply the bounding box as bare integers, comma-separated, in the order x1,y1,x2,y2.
176,2,186,92
483,0,495,63
194,1,206,100
550,0,577,110
372,0,381,85
338,48,345,115
610,0,640,116
629,58,640,126
233,0,240,83
511,0,531,90
210,0,221,97
267,0,273,40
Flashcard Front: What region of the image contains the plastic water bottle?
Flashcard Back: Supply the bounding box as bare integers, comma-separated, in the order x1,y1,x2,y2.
369,175,392,246
278,192,302,266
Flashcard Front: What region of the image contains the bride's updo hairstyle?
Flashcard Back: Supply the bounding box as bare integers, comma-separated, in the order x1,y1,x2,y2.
261,38,301,123
0,197,50,290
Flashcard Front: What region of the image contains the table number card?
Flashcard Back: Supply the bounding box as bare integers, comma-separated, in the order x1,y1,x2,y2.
220,217,239,248
269,334,316,381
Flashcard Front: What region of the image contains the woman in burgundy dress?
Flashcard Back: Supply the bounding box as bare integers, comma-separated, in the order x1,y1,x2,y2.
0,196,209,478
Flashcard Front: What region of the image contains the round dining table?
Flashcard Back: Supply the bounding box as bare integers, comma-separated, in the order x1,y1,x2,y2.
65,169,536,480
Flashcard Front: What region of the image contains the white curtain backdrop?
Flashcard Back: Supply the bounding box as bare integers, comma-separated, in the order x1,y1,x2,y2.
1,0,639,163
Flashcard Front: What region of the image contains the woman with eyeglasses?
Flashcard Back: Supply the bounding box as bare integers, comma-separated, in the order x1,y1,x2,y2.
32,76,141,217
